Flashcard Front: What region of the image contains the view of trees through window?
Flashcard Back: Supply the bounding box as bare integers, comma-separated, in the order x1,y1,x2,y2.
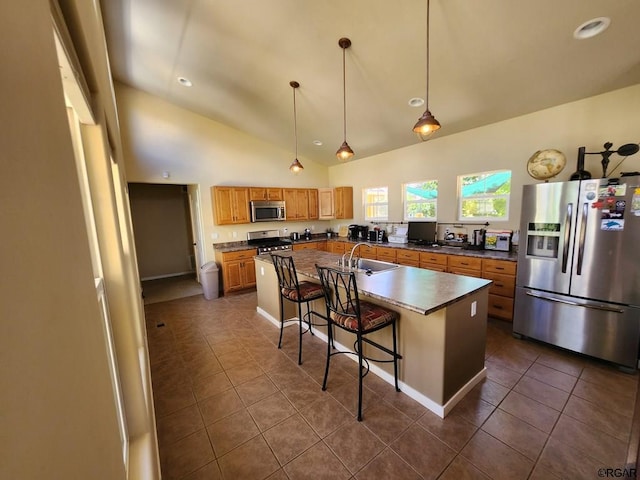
458,170,511,220
404,180,437,220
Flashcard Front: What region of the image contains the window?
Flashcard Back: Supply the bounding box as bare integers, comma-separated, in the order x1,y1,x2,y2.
403,180,438,221
363,187,388,221
458,170,511,220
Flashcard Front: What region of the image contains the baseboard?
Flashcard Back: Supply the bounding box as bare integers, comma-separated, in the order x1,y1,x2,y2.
141,271,196,282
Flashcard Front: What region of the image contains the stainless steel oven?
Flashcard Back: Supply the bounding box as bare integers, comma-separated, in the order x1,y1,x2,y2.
250,200,286,222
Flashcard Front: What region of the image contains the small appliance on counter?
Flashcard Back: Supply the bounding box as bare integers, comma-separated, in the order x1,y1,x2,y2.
348,224,368,241
467,228,486,249
388,225,408,244
483,230,512,251
303,228,312,240
368,228,386,243
290,232,299,241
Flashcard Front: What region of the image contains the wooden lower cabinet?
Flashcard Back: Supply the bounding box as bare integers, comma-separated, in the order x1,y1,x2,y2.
396,249,419,267
293,242,319,251
216,249,256,294
327,241,346,254
482,258,517,321
419,252,448,271
376,246,397,263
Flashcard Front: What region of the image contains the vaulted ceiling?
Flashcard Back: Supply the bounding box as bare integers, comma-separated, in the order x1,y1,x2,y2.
100,0,640,166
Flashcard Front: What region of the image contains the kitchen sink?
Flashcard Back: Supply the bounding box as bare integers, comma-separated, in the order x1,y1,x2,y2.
337,258,399,274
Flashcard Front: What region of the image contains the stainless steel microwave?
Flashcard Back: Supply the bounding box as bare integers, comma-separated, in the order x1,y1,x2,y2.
250,200,286,222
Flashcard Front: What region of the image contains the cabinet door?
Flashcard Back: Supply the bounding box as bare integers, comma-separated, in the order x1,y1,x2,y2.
328,241,346,254
232,188,250,223
267,188,284,200
448,255,482,272
224,260,245,292
284,188,307,220
318,188,335,219
307,189,319,220
293,242,317,251
335,187,353,219
213,187,234,225
396,249,419,266
242,259,256,288
249,187,267,201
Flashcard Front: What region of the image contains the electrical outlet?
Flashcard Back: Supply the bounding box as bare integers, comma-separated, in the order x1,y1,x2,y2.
471,301,477,317
232,231,237,238
211,233,219,240
260,266,264,276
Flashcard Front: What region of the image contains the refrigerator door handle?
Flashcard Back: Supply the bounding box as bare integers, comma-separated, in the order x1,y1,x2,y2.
576,202,588,275
561,203,573,273
525,291,625,313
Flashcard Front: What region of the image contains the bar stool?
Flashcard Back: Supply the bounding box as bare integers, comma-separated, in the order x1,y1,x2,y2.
315,265,402,421
271,254,325,365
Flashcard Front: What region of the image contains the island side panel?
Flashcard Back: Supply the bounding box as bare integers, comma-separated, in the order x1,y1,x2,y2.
443,288,489,403
255,258,296,322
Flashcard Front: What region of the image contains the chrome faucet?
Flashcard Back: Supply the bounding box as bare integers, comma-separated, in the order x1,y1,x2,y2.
347,242,371,269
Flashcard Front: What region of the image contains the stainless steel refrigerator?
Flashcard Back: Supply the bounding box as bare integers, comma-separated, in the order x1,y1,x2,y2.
514,178,640,369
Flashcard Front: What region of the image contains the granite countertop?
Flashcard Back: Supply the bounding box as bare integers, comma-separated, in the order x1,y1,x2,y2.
214,235,517,261
255,250,492,316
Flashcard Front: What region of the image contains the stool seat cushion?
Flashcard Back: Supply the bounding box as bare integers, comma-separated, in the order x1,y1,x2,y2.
281,281,324,302
330,301,397,331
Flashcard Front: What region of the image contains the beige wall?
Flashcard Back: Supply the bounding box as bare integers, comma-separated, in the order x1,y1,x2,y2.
328,84,640,234
120,82,640,254
117,84,332,259
0,2,127,479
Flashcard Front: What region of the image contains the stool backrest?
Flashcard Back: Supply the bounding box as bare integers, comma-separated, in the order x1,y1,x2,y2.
315,265,361,322
271,254,299,290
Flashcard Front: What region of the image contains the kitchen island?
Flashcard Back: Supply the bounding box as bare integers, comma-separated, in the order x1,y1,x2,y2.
254,249,492,417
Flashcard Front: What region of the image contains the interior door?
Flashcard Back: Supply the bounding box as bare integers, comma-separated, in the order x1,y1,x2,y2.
187,185,204,282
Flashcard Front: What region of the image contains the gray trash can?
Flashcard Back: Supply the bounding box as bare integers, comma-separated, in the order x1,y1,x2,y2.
200,261,220,300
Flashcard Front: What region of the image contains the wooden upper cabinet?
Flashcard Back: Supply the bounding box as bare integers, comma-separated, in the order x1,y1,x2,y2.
334,186,353,219
318,188,335,219
212,186,250,225
249,187,283,201
307,189,319,220
284,188,309,220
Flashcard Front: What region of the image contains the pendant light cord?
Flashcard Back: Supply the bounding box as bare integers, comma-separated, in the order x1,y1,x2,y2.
342,45,347,142
425,0,430,109
293,85,298,158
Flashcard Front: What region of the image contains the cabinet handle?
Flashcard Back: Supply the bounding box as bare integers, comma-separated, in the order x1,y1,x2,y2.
461,262,469,266
496,266,505,270
495,282,504,287
492,305,503,309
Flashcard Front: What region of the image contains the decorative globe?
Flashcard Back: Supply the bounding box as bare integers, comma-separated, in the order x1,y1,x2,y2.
527,149,567,180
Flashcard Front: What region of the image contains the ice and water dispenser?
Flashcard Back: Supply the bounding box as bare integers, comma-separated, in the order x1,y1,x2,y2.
525,223,561,258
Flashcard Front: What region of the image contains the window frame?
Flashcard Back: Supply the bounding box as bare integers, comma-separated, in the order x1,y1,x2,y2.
363,186,389,222
457,169,511,221
402,179,438,221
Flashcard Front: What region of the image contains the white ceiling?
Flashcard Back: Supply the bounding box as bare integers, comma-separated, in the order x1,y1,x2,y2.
100,0,640,167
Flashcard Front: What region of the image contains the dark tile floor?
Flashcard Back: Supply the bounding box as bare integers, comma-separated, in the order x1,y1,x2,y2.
145,292,638,480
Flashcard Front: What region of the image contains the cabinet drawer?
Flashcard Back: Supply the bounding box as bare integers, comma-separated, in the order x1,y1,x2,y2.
329,242,346,254
376,247,397,262
448,255,482,271
396,250,419,262
419,252,447,266
483,272,516,298
357,245,377,259
421,263,447,272
293,242,317,251
222,249,255,261
482,259,516,276
488,294,514,321
448,266,482,278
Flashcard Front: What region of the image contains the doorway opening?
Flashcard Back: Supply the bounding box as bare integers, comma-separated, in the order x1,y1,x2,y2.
128,183,205,303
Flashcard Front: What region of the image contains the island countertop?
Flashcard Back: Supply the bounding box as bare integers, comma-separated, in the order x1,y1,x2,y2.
255,250,492,316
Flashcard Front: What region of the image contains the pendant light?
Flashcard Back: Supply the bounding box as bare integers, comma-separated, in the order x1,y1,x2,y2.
288,81,304,173
336,37,354,161
413,0,441,140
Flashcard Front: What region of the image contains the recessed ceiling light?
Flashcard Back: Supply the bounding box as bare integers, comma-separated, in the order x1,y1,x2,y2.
177,76,193,87
408,97,425,108
573,17,610,40
313,140,323,146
